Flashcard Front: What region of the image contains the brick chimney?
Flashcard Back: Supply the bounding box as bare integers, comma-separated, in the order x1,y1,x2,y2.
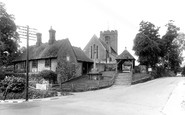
36,33,42,46
48,27,56,45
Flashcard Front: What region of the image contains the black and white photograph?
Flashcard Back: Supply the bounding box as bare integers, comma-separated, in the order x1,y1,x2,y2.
0,0,185,115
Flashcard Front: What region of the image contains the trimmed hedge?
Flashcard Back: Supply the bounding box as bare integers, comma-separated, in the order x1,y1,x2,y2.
38,70,57,84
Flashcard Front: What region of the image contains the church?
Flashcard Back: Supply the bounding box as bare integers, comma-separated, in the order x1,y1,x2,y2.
84,30,135,72
83,30,118,64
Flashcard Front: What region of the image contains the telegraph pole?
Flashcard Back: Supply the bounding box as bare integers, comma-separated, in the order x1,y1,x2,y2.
17,25,37,101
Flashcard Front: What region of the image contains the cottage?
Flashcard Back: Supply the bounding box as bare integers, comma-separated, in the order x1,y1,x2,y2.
13,27,93,77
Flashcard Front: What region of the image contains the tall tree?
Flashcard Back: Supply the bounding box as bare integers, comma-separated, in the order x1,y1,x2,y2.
161,20,182,72
0,2,19,66
133,21,161,68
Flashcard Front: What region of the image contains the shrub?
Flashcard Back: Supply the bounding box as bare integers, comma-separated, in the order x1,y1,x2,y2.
0,88,57,100
5,73,26,78
0,70,5,81
38,70,57,84
28,88,57,99
0,76,25,100
0,76,25,93
57,57,79,85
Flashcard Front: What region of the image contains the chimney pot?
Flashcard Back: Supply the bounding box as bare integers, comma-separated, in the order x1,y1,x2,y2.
36,33,42,46
49,27,56,45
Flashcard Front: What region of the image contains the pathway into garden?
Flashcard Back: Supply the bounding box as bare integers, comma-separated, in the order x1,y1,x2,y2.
1,77,185,115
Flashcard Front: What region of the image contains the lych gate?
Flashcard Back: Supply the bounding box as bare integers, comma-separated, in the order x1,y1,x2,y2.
116,49,135,73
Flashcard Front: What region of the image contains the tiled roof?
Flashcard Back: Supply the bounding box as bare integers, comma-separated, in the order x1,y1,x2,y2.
116,49,135,60
14,39,92,63
73,46,93,62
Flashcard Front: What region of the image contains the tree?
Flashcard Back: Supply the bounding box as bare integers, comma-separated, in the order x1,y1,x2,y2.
181,66,185,76
56,54,79,88
161,20,183,73
0,2,19,67
133,21,161,68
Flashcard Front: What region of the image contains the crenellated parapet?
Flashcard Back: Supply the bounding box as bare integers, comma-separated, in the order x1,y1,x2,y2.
100,30,118,37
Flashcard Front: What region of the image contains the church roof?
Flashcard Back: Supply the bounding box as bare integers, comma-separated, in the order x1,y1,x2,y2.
73,46,93,62
99,38,117,55
116,49,135,60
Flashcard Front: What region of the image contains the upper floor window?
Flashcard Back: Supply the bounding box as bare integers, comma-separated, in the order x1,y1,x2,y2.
32,60,38,68
45,59,51,67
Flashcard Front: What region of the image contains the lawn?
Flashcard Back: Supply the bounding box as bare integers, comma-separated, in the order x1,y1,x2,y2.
58,71,116,92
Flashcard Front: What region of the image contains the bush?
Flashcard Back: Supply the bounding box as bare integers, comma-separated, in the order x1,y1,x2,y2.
38,70,57,84
0,76,25,100
28,88,57,99
0,76,25,93
0,88,57,100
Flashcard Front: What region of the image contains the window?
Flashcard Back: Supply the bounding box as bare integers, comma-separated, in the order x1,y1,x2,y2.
32,60,38,68
91,46,92,59
93,44,96,58
110,57,112,62
66,56,70,61
96,46,98,59
45,59,51,67
20,62,25,69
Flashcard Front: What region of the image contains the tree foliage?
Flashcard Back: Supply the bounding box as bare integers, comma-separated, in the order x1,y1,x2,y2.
56,55,79,87
0,2,19,66
181,66,185,76
161,20,182,73
0,76,25,100
133,21,161,68
133,20,184,74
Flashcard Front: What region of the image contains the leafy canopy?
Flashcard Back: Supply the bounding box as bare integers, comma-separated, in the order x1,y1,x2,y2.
0,2,19,66
161,20,183,72
133,21,161,68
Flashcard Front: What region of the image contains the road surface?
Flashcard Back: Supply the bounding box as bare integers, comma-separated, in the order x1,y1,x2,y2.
0,77,185,115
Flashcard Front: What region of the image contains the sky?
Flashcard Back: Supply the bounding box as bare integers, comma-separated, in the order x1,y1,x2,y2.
1,0,185,63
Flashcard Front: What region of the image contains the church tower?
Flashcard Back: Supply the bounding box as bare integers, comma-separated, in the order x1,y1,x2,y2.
99,30,118,53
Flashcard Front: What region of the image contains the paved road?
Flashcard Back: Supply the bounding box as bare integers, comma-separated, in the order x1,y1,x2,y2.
0,77,184,115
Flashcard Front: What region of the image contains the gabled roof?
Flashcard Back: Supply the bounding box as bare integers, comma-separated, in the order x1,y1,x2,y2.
73,46,93,62
99,39,109,51
14,39,67,62
116,49,135,60
14,38,93,63
99,38,117,55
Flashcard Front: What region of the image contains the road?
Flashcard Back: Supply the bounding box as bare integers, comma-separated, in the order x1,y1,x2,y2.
0,77,184,115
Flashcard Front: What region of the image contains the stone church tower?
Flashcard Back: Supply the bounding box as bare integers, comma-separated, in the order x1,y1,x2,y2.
99,30,118,54
84,30,118,66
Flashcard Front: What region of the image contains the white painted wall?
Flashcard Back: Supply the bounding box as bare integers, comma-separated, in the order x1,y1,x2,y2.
29,58,57,73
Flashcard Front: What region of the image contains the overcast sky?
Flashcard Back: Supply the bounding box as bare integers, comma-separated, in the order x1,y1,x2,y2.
2,0,185,61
